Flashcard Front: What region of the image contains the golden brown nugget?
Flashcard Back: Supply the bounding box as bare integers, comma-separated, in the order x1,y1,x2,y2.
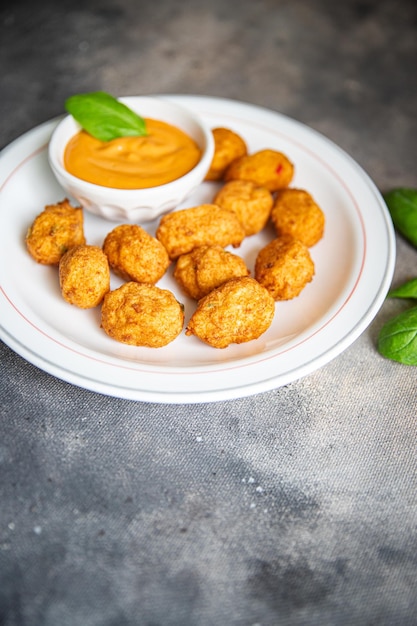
101,282,184,348
155,204,246,260
255,235,315,300
213,180,273,236
271,188,325,247
204,127,248,181
103,224,170,284
185,276,275,349
59,244,110,308
26,198,85,265
224,149,294,192
174,245,250,300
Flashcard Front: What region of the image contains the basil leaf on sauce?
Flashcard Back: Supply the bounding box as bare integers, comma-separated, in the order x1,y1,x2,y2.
65,91,147,141
378,306,417,365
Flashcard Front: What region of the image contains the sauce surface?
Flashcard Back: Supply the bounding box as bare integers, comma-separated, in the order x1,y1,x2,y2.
64,118,202,189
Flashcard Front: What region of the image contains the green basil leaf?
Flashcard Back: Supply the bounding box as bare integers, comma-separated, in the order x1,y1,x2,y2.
388,277,417,299
65,91,147,141
378,306,417,364
383,188,417,248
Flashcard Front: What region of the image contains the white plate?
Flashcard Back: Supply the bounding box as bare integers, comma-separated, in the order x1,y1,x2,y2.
0,95,395,403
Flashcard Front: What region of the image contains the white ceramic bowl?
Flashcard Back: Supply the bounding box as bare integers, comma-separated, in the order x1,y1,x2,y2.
48,96,214,222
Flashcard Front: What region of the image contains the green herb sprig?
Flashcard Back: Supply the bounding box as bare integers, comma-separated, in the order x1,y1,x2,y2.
378,187,417,364
65,91,147,141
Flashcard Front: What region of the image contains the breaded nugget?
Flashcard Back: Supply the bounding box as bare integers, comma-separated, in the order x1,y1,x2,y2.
101,282,184,348
155,204,246,260
26,198,85,264
174,245,250,300
103,224,170,284
213,180,273,236
271,188,325,247
185,276,275,349
59,244,110,308
204,127,248,181
224,149,294,192
255,235,315,300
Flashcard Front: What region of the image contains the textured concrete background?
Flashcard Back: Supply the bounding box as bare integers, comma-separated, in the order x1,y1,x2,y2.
1,1,417,625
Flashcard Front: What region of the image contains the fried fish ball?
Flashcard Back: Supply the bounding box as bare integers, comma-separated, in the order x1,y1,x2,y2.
26,198,85,265
174,245,250,300
271,188,325,247
204,127,248,181
224,149,294,192
59,244,110,308
103,224,170,284
155,204,246,260
213,180,273,236
101,282,184,348
255,235,315,301
185,276,275,349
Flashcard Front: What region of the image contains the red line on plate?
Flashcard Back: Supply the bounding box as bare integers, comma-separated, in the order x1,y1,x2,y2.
0,143,48,193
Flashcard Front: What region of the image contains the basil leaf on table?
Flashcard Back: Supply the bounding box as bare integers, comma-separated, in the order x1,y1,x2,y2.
388,277,417,299
65,91,147,141
378,306,417,365
383,188,417,247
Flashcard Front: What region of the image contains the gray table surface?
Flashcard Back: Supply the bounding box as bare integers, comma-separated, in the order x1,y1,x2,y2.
1,1,416,624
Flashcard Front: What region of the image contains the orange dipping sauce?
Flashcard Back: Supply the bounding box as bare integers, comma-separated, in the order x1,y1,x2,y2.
64,118,202,189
